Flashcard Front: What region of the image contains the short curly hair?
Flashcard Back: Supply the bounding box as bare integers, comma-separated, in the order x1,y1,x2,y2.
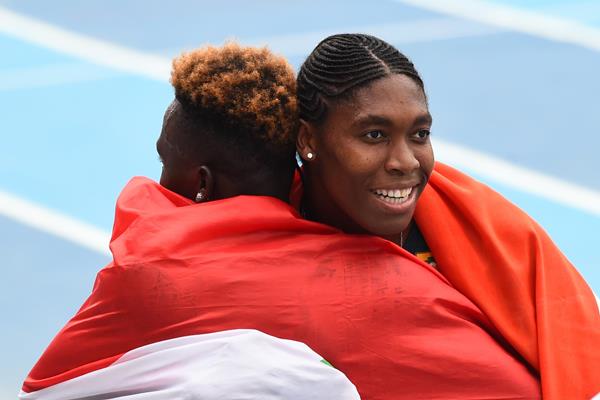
171,42,297,147
167,43,298,189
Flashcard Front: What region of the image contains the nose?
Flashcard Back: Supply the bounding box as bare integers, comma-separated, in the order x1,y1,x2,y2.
384,138,420,174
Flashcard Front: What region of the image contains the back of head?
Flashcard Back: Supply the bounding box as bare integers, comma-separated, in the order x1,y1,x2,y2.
166,43,298,199
297,33,424,124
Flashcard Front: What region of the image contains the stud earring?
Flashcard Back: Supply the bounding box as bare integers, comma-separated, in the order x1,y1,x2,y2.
195,190,207,203
306,152,314,160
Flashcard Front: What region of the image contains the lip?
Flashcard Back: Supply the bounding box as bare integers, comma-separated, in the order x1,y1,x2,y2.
369,184,420,214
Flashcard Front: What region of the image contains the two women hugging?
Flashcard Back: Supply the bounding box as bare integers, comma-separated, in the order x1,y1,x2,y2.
21,35,599,400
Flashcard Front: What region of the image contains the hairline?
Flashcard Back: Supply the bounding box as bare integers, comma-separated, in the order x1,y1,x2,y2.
306,70,427,126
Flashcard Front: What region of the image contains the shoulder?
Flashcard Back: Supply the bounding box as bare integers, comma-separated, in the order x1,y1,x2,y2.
421,162,540,237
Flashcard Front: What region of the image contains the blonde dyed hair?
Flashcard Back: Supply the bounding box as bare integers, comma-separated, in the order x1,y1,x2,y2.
171,42,297,146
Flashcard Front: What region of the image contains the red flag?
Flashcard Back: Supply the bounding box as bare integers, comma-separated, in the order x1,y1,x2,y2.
23,176,541,399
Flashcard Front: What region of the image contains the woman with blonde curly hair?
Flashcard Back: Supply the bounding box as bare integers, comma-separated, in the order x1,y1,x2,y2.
21,43,364,399
157,43,299,204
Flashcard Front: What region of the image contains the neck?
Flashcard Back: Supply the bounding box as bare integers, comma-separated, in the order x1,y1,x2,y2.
243,184,291,203
302,172,369,235
381,224,411,248
217,172,292,203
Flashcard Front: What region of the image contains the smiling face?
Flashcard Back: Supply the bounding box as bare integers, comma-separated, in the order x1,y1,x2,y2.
299,74,434,242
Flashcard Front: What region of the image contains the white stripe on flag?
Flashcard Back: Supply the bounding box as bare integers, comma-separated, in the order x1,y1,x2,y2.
19,329,361,400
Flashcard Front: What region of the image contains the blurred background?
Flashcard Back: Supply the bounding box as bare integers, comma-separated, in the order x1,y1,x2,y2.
1,0,599,397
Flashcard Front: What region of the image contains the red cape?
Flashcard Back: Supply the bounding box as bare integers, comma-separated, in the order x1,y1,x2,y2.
415,163,599,400
24,176,542,399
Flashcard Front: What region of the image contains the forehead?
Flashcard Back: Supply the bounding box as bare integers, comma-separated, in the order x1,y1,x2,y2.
328,74,429,126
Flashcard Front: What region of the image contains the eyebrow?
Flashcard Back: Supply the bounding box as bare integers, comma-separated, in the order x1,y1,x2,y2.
352,114,392,128
352,112,433,128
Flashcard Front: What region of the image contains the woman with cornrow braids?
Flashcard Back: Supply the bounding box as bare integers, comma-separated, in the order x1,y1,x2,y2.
296,33,598,400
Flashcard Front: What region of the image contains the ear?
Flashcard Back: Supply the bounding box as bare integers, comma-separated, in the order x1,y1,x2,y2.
296,119,319,162
195,165,214,203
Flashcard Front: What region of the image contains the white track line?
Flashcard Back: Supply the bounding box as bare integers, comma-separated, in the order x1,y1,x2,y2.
245,17,501,57
0,62,117,91
0,190,110,256
0,3,599,257
394,0,600,52
0,6,170,81
434,139,600,216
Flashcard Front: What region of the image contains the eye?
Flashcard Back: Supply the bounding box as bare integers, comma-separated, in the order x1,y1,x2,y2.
363,130,386,141
413,129,431,141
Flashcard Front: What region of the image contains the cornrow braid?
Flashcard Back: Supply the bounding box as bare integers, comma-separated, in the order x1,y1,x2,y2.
297,33,424,122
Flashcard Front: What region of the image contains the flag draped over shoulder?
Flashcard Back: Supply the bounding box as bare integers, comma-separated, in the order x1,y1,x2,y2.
415,162,600,400
22,176,543,400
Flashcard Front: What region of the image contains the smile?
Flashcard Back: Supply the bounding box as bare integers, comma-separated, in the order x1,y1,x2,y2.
371,187,413,205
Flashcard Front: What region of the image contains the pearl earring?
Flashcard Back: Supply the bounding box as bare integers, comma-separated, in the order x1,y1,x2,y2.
195,191,206,203
306,152,314,160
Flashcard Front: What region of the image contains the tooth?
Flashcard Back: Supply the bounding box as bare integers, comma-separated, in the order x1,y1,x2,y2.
394,189,401,198
382,189,388,196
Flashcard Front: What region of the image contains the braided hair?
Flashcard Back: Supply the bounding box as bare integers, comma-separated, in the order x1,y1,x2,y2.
297,33,424,123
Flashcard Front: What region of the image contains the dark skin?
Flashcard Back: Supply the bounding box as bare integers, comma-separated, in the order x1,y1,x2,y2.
157,99,290,203
297,74,435,246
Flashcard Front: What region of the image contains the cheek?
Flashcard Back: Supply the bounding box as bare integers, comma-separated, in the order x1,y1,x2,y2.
319,137,379,186
159,164,195,199
417,144,435,178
